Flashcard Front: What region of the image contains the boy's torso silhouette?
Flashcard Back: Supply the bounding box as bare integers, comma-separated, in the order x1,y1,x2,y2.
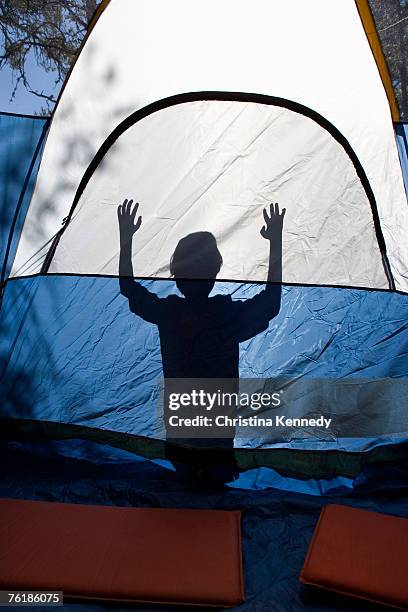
124,282,279,379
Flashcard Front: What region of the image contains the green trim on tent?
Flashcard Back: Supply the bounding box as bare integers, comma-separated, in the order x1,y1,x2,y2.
2,418,407,481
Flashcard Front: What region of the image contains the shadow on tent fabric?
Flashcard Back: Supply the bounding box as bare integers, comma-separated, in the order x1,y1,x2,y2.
118,200,284,484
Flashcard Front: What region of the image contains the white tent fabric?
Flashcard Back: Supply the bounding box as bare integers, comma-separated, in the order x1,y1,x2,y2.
49,99,388,288
9,0,408,290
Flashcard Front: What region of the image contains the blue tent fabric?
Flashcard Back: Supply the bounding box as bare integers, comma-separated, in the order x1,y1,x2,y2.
1,276,408,446
0,113,48,280
396,122,408,199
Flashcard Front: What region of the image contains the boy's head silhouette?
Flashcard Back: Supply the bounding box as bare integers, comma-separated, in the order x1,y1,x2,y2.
170,232,223,299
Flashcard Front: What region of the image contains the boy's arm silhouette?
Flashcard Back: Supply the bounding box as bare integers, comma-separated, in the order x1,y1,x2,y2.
118,199,163,323
230,203,285,342
261,202,285,285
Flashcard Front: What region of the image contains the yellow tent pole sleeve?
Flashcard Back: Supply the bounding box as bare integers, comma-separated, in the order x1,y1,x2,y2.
355,0,400,122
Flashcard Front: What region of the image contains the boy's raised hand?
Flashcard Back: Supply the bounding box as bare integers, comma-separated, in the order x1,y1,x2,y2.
117,199,142,240
260,203,286,240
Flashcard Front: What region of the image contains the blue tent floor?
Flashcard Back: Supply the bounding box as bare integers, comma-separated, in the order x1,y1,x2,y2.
1,439,408,611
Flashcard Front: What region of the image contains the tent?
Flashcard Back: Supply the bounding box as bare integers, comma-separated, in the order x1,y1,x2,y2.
0,0,408,608
1,0,408,476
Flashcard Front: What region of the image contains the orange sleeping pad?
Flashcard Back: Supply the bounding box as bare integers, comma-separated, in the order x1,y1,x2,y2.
0,498,244,607
300,504,408,610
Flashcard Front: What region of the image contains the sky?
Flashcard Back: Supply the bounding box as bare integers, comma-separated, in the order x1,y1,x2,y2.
0,52,60,116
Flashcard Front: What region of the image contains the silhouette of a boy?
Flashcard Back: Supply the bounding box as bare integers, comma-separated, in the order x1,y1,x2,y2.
118,199,285,483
